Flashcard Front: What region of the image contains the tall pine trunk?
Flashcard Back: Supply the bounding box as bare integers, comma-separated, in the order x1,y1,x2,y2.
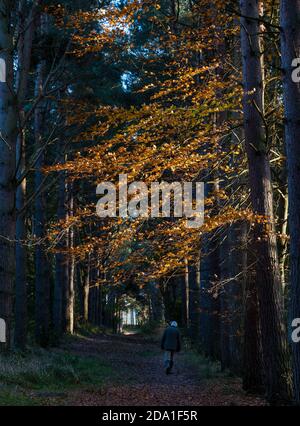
228,222,246,374
53,166,68,338
183,258,189,327
280,0,300,403
15,130,27,349
15,0,37,349
189,255,201,342
240,0,291,402
243,241,264,393
219,226,231,371
0,0,17,351
83,256,90,322
62,182,74,334
67,185,75,334
34,58,50,347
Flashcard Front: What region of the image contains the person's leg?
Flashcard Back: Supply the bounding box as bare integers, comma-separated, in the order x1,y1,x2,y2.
169,351,174,371
164,351,171,374
164,351,170,368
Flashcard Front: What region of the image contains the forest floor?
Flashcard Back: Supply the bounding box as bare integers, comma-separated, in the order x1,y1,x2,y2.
0,329,267,406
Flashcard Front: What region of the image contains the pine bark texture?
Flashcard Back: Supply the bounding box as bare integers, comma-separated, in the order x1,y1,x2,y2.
0,0,17,351
280,0,300,403
240,0,291,402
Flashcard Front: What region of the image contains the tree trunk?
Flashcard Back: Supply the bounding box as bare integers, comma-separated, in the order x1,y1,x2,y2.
240,0,291,402
280,0,300,403
34,58,50,347
68,230,75,334
88,265,98,324
228,222,246,374
219,226,231,371
243,240,264,393
183,258,189,327
83,257,90,322
15,130,27,349
15,0,37,349
61,226,70,332
149,281,164,323
53,166,68,338
189,254,201,342
63,183,75,334
0,0,17,351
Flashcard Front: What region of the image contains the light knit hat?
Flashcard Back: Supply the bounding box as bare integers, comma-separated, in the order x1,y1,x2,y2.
170,321,178,327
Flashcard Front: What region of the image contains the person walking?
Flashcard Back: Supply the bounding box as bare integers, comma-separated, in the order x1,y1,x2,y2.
161,321,181,374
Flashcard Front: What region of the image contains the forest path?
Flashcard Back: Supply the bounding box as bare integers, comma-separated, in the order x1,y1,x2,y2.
63,331,266,406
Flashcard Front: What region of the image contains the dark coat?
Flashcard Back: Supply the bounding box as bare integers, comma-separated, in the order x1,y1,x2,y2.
161,326,181,352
